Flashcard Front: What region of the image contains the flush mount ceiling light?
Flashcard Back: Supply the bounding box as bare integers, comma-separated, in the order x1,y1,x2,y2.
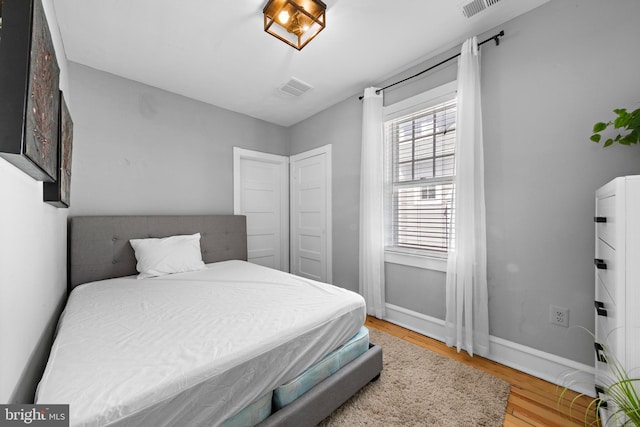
263,0,326,50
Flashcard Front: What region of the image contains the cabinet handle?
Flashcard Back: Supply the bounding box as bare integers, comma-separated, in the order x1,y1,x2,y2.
594,216,607,223
595,342,607,363
594,301,608,317
594,385,608,408
594,259,607,270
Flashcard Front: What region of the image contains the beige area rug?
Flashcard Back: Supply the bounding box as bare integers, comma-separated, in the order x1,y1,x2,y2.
319,329,511,426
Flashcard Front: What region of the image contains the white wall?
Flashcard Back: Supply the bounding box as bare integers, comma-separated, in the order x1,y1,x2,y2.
0,0,69,403
290,0,640,367
0,161,67,403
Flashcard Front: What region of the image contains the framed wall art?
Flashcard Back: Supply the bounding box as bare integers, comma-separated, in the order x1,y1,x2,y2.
0,1,4,42
0,0,60,182
44,92,73,207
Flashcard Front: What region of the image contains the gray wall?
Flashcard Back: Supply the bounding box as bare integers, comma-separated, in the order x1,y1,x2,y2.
68,63,290,216
289,98,363,293
289,0,640,365
481,0,640,364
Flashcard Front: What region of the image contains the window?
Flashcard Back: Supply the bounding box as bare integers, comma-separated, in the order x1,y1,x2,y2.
384,86,456,257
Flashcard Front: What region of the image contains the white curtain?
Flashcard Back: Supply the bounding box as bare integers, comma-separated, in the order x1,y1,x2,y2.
359,87,385,318
444,37,489,357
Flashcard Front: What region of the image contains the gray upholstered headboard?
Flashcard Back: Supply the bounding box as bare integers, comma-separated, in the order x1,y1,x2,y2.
69,215,247,289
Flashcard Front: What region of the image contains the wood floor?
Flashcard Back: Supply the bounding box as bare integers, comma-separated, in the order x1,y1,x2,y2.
365,316,599,427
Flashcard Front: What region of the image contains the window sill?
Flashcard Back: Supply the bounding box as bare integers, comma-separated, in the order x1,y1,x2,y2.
384,249,447,272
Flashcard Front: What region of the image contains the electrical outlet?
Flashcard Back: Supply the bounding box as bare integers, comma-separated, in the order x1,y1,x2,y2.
549,305,569,327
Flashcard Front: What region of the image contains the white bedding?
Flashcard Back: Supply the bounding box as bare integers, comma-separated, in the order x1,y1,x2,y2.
35,260,365,427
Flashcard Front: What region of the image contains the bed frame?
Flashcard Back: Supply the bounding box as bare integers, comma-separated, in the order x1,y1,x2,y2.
68,215,382,426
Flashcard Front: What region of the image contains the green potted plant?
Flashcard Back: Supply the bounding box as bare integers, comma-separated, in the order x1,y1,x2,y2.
593,350,640,426
560,341,640,426
591,108,640,147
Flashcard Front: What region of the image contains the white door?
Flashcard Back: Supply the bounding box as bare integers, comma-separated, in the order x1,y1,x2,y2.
233,148,289,271
290,145,332,283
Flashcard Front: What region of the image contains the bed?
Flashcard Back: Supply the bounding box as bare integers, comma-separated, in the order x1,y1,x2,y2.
35,215,382,426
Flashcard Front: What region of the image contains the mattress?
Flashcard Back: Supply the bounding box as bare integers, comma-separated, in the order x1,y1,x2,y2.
35,260,365,427
273,326,370,410
222,327,369,426
221,392,273,427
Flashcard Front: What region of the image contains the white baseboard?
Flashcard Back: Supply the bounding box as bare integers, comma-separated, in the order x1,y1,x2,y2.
383,303,596,397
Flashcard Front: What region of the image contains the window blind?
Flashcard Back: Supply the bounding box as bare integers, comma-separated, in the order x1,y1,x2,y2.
385,99,456,253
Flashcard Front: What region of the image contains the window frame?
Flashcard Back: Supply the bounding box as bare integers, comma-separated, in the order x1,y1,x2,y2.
383,81,457,271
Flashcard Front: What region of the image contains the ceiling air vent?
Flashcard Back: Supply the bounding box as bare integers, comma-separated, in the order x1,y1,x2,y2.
462,0,501,18
279,77,313,97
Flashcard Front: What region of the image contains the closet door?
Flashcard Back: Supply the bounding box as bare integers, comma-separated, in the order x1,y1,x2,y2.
233,148,289,271
290,145,332,283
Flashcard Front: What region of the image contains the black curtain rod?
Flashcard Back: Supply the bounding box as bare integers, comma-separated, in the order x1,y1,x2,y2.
359,30,504,100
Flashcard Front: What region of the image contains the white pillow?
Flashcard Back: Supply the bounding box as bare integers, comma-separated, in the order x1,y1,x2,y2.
129,233,206,279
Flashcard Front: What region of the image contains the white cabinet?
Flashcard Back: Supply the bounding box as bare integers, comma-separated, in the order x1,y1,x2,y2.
594,175,640,425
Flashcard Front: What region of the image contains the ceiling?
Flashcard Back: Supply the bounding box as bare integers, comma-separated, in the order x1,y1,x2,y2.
52,0,549,127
